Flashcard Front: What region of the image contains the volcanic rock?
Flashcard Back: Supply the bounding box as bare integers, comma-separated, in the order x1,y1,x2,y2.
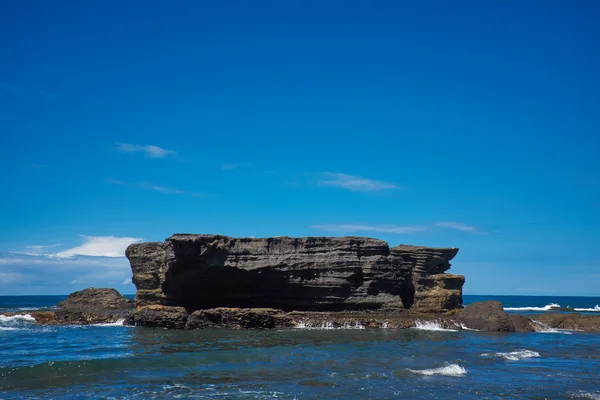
57,288,134,310
458,300,515,332
132,305,188,329
186,308,292,329
126,234,464,314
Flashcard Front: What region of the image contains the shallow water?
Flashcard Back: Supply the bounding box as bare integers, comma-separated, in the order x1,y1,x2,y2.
2,296,600,399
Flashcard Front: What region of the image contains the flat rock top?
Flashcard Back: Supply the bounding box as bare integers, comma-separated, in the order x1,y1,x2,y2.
57,288,134,310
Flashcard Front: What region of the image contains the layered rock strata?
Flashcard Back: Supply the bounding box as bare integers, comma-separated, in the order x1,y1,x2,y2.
126,234,463,313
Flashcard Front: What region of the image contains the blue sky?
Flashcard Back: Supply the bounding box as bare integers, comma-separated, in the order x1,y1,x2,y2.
1,1,599,296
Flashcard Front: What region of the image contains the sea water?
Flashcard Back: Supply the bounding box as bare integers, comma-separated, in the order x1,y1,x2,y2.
1,295,600,399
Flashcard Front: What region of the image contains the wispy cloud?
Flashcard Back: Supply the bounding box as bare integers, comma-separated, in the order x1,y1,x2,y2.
436,222,485,234
31,164,48,168
312,224,427,234
317,173,399,191
312,221,484,235
139,183,206,197
116,143,175,158
122,278,132,285
55,235,143,258
0,272,25,283
105,178,125,185
146,185,185,195
13,244,63,256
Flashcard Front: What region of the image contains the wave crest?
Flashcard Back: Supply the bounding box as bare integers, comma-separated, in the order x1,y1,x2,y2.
412,320,458,332
481,349,540,361
407,364,467,376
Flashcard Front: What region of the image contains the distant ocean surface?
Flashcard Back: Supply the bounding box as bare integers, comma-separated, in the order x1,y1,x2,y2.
2,295,600,399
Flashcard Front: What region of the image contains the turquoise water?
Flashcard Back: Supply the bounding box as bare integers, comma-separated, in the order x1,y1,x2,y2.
2,295,600,399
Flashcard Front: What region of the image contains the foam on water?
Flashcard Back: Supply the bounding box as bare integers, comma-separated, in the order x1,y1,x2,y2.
574,305,600,312
0,326,20,331
532,320,573,335
407,364,467,376
412,320,458,332
504,303,561,312
0,314,35,323
293,320,365,329
481,349,540,361
91,318,126,327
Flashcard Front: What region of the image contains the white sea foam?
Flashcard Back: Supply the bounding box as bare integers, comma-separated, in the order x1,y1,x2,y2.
459,323,479,331
504,303,561,312
574,305,600,312
412,320,458,332
574,391,600,400
293,320,365,329
91,319,126,327
481,349,540,361
407,364,467,376
0,326,20,331
0,314,35,323
531,320,573,335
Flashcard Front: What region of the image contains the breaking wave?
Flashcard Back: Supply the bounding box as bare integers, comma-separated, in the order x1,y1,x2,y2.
574,305,600,312
504,303,561,312
91,319,126,327
531,320,573,335
504,303,600,312
481,349,540,361
407,364,467,376
412,320,458,332
0,314,36,323
294,321,365,330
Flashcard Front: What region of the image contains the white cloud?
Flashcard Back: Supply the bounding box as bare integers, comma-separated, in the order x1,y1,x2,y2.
122,278,132,285
312,224,428,234
116,143,175,158
55,235,143,258
436,222,484,234
317,173,399,191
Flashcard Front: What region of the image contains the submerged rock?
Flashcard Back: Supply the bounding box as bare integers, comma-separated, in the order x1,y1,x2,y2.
458,301,516,332
126,234,463,314
532,313,600,332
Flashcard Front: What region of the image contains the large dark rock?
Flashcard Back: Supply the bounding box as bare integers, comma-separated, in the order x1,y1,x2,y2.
54,288,133,325
126,234,464,313
509,314,536,333
458,301,515,332
133,305,188,329
186,308,292,329
57,288,134,310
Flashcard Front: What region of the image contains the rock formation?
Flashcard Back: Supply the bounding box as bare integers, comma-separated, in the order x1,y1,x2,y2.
457,300,516,332
57,288,134,310
54,288,134,325
125,234,463,315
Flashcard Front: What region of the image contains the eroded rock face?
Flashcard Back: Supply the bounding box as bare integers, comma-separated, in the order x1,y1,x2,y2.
390,245,462,313
126,234,464,313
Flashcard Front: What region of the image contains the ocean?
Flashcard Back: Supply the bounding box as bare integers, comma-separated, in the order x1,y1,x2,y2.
1,295,600,399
